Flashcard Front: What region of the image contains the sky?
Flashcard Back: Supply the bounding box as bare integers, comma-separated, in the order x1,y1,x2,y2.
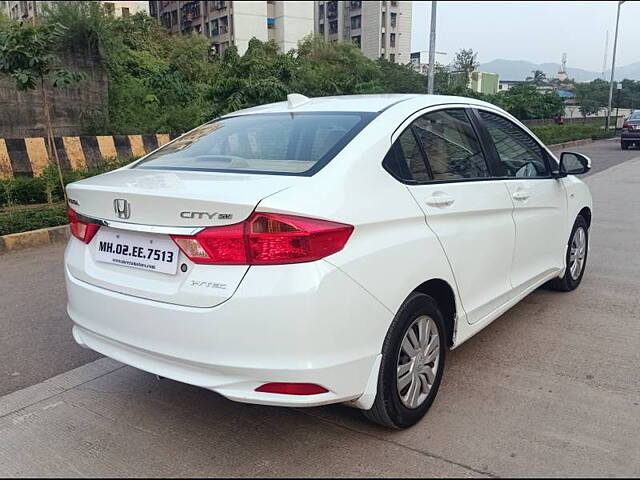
411,1,640,71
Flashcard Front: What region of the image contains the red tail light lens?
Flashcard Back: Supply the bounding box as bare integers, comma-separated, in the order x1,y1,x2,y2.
171,212,353,265
67,207,100,244
623,121,629,130
255,382,329,395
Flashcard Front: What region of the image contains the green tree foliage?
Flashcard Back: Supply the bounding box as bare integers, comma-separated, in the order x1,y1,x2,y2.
35,2,579,133
526,69,547,86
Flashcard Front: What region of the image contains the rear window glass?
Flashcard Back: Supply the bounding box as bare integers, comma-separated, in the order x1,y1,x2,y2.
135,112,374,175
630,112,640,120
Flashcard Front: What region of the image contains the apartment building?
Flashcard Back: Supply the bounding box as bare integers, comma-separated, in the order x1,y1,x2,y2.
1,1,147,20
314,0,412,64
149,1,314,56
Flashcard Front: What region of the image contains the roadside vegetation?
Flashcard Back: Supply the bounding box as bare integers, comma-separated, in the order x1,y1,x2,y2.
0,3,631,236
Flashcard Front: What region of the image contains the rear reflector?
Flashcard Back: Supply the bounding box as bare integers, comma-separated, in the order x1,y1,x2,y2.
255,383,329,395
67,207,100,244
171,212,353,265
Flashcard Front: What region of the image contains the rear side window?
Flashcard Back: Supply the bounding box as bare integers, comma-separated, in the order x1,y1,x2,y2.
412,109,489,181
478,111,549,178
396,129,431,182
135,112,374,175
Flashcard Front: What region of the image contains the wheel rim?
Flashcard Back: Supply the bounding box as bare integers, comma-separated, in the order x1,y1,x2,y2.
396,315,440,409
569,226,587,280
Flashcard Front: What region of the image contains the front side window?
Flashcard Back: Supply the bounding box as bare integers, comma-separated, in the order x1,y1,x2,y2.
479,111,549,178
135,112,373,176
412,109,489,181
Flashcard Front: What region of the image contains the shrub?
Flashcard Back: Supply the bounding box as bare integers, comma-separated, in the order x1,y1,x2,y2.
0,204,68,236
531,124,616,145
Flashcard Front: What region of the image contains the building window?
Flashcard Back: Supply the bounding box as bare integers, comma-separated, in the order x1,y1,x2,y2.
350,0,362,8
171,10,178,26
390,12,397,27
390,33,396,47
350,15,361,29
329,20,338,34
213,0,226,10
319,23,325,34
267,17,275,29
390,53,395,63
381,33,385,49
352,35,361,47
104,2,115,15
220,16,229,34
327,1,338,19
319,4,324,19
205,22,210,36
211,19,219,35
391,0,398,6
121,7,130,17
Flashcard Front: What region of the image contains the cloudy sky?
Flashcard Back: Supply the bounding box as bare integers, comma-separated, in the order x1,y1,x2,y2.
411,1,640,71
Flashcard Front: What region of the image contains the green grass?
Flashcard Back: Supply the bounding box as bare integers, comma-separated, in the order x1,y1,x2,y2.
531,123,616,145
0,204,68,236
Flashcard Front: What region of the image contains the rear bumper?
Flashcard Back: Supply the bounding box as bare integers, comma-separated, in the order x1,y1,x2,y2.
621,131,640,140
66,259,392,407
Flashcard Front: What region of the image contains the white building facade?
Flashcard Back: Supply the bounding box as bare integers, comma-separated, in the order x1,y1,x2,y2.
149,1,314,56
314,0,412,64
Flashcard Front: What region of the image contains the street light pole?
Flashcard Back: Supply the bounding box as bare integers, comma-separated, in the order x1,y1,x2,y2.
427,1,437,94
606,1,625,131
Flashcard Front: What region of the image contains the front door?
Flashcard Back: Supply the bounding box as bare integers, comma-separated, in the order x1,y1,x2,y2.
474,109,567,290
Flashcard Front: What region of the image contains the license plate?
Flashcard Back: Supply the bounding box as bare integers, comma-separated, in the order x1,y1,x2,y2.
93,229,179,275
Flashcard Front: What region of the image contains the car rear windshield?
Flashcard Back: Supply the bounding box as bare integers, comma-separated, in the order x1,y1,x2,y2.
630,112,640,120
134,112,375,175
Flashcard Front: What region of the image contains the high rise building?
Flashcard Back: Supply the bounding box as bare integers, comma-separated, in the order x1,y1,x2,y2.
148,1,314,56
1,1,148,20
314,1,412,64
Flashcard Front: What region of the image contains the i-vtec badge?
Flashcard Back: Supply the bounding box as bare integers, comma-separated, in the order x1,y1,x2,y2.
180,211,233,220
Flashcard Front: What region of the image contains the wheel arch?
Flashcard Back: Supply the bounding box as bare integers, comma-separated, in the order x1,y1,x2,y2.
578,206,591,228
413,279,457,348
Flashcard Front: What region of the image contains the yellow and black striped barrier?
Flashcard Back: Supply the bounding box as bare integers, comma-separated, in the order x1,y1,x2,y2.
0,133,178,178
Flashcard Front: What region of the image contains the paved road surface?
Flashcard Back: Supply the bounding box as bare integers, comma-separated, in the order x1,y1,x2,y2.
0,138,639,476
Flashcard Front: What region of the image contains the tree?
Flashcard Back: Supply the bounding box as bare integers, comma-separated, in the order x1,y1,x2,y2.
527,69,547,86
452,48,479,83
578,99,600,122
0,21,85,200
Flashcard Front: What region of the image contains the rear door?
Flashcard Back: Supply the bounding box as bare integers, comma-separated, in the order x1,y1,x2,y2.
472,109,567,291
392,107,516,325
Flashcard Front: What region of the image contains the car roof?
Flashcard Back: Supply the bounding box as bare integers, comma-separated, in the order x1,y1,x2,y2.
224,93,499,116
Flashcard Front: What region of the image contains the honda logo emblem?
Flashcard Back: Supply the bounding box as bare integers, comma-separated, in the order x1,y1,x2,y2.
113,199,131,219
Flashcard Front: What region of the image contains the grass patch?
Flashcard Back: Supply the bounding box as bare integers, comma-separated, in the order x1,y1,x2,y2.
531,123,616,145
0,204,68,236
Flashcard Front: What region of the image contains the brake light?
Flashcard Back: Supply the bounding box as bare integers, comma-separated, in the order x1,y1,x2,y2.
171,212,353,265
255,382,329,395
623,121,629,130
67,207,100,244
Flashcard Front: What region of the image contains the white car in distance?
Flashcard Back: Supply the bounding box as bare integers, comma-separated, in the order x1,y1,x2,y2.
65,94,592,428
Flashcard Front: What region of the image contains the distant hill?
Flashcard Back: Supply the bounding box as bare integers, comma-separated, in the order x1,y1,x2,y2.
478,59,640,82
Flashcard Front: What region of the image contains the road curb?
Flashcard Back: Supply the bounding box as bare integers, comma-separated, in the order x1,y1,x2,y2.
0,224,70,254
547,138,595,150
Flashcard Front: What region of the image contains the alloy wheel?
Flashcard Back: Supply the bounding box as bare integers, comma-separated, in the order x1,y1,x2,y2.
396,315,440,409
569,226,587,280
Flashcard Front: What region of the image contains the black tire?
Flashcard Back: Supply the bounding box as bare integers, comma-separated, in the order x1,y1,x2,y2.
362,292,446,429
621,141,629,150
548,215,589,292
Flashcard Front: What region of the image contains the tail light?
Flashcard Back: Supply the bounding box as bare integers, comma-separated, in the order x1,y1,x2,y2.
67,207,100,244
622,121,629,130
255,382,329,395
171,212,353,265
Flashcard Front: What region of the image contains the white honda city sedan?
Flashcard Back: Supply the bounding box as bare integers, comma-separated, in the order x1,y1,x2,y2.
65,94,592,428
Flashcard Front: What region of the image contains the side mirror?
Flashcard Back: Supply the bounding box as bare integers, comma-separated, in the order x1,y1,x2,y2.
558,152,591,176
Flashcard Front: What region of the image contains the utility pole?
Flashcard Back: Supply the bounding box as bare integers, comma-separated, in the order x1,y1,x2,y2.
615,82,622,130
427,1,437,94
606,1,625,131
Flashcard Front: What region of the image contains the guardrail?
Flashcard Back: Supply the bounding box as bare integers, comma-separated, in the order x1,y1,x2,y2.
0,133,180,179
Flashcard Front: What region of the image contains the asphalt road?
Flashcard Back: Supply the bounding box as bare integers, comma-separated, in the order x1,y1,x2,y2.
0,137,639,476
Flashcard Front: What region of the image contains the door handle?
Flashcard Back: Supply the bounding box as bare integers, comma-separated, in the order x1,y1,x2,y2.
512,191,530,201
425,195,455,207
